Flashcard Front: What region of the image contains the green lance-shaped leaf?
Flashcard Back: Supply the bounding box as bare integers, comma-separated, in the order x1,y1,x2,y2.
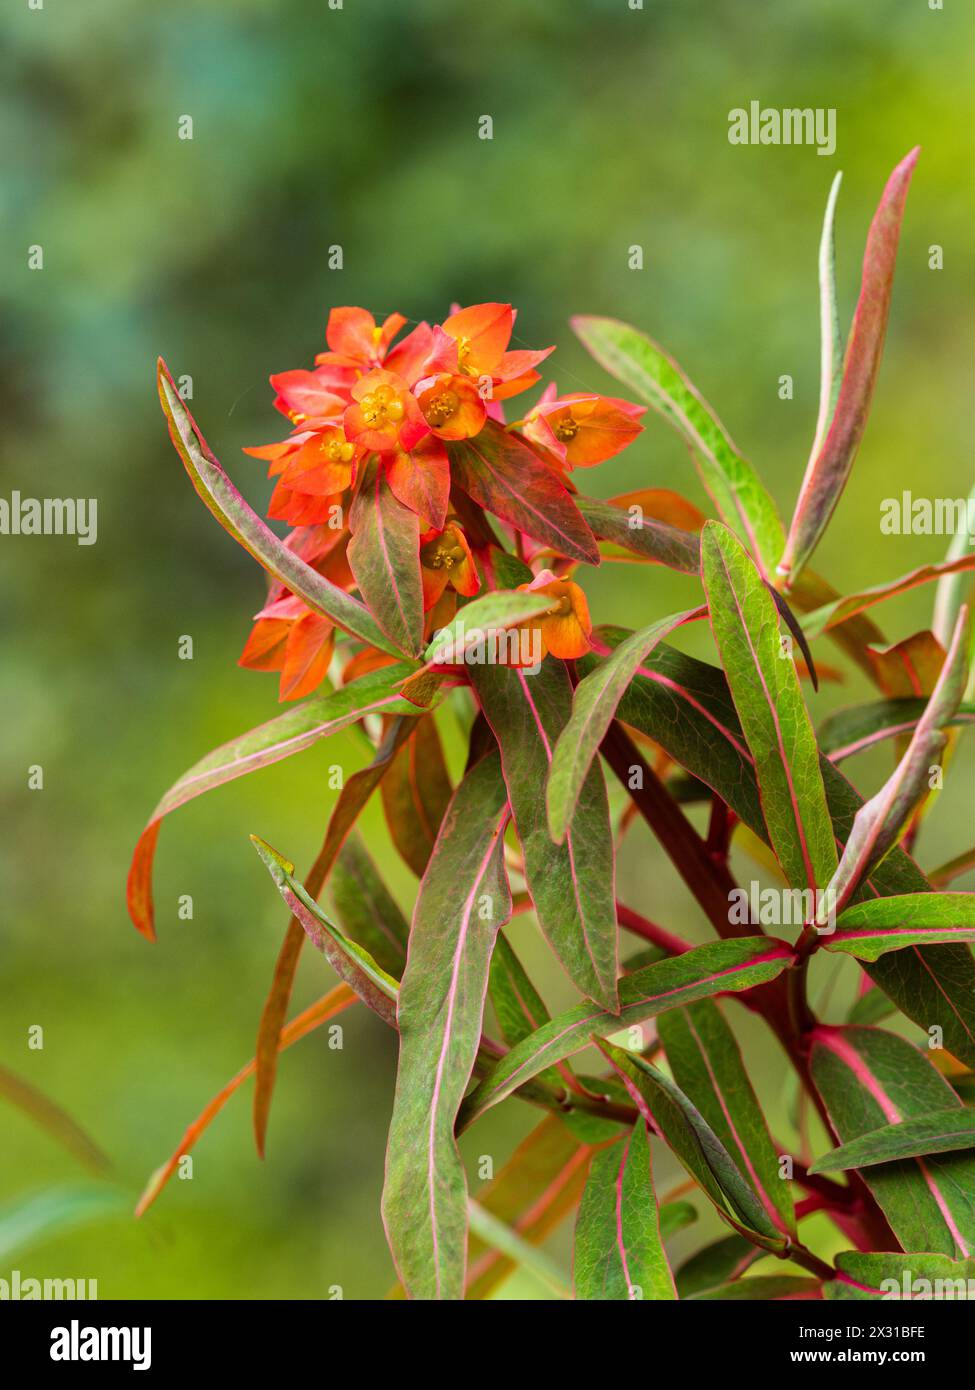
467,1200,571,1299
810,1108,975,1175
584,630,975,1068
382,753,513,1301
779,148,919,585
825,1250,975,1302
825,606,970,913
489,932,566,1095
0,1067,110,1175
820,697,975,764
328,834,409,977
701,521,837,896
348,457,424,657
573,1121,677,1300
600,1041,785,1245
127,661,417,940
447,420,600,564
574,495,701,574
933,481,975,648
572,316,785,578
252,836,400,1026
379,716,453,878
658,1000,795,1236
689,1275,821,1301
802,554,975,637
459,938,794,1130
825,893,975,962
809,171,844,464
470,659,619,1010
810,1025,975,1257
156,360,399,655
675,1233,763,1298
546,607,705,843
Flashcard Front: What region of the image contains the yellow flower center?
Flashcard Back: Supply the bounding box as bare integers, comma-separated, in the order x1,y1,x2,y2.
422,536,466,571
546,593,573,618
321,438,355,465
423,390,459,427
360,385,405,428
553,415,579,443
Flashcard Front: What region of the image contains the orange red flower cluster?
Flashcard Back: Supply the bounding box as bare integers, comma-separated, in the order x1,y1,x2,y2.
240,304,646,699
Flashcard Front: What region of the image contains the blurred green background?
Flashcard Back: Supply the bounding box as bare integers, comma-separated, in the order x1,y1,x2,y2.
3,0,974,1299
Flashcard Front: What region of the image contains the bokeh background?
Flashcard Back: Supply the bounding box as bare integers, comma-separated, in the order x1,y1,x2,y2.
3,0,974,1299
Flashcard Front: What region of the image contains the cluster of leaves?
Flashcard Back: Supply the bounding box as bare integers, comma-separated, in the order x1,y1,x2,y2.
131,147,975,1300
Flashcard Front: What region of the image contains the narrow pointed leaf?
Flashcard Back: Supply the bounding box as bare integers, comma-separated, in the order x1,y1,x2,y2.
573,1121,676,1300
575,494,701,574
470,659,619,1010
600,1041,784,1243
447,420,600,563
547,607,704,842
572,316,785,576
467,1200,571,1299
329,835,409,975
488,931,568,1095
0,1186,129,1263
459,938,793,1129
810,1108,975,1174
379,716,453,877
658,1000,794,1235
0,1067,109,1175
826,893,975,961
157,360,399,653
803,555,975,636
127,662,415,940
825,608,969,911
779,149,919,583
348,457,424,657
675,1233,763,1298
809,170,844,464
702,521,837,894
810,1025,975,1257
820,697,975,763
382,753,512,1301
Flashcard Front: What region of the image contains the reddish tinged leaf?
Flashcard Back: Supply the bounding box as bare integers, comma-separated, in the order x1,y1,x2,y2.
818,697,975,764
252,717,413,1152
0,1066,110,1175
156,360,398,654
348,458,425,657
826,893,975,961
810,1025,975,1257
470,659,619,1010
135,984,356,1217
575,495,701,574
803,555,975,636
779,149,920,584
382,753,512,1301
826,1250,975,1301
126,663,414,941
447,420,600,564
380,717,453,877
810,1108,975,1174
329,835,409,975
386,437,450,532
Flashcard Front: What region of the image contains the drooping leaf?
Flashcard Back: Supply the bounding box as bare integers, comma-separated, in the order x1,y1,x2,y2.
826,893,975,961
382,753,512,1301
658,1000,795,1236
824,608,969,912
810,1025,975,1257
825,1249,975,1301
810,1108,975,1174
157,360,398,653
600,1041,785,1244
379,716,453,878
573,1121,677,1300
0,1067,109,1175
459,938,794,1130
447,420,600,564
251,715,414,1152
572,316,785,577
779,149,919,584
574,494,701,574
470,659,619,1010
126,662,416,940
701,521,837,895
329,834,409,975
136,984,356,1217
348,457,424,657
252,836,400,1025
546,607,705,843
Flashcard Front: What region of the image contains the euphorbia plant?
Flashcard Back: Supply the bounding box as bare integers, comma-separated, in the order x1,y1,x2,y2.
130,148,975,1302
